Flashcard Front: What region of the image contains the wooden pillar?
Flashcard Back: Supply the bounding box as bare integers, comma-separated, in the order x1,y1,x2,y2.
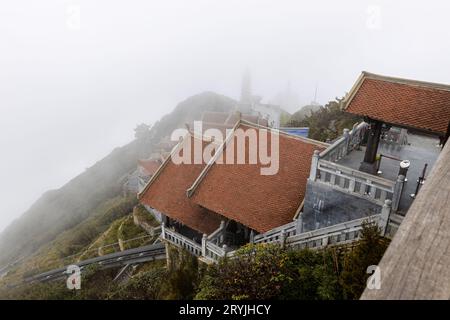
219,220,225,244
443,120,450,146
360,120,382,174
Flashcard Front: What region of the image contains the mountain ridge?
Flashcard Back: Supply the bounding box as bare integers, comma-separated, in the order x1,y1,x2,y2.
0,91,237,267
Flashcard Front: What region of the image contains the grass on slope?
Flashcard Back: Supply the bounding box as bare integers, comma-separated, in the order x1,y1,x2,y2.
133,205,159,228
118,216,153,251
0,195,137,285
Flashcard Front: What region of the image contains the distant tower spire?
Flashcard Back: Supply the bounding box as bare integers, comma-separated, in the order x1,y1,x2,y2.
239,68,253,113
312,83,319,105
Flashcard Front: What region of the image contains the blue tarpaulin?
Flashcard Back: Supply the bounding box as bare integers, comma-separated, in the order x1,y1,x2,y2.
278,127,310,138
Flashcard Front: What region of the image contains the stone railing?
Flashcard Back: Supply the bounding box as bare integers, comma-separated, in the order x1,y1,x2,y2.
203,239,228,262
319,122,368,162
251,199,395,250
161,223,230,262
309,121,405,211
287,215,380,249
206,221,226,245
161,200,399,262
314,159,397,206
253,220,297,244
161,224,202,256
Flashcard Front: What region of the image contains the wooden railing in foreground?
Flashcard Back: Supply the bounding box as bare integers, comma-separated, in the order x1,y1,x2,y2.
361,141,450,300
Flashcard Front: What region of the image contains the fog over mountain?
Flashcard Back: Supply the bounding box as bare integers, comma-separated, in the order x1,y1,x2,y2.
1,0,450,233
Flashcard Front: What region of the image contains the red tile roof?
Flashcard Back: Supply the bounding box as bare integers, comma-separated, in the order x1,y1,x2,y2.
138,159,162,176
190,123,327,233
344,72,450,135
138,136,222,234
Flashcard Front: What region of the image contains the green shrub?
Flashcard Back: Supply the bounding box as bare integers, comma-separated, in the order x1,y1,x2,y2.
109,265,166,300
340,222,390,299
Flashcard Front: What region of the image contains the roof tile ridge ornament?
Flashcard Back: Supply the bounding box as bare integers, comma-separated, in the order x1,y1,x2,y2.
186,119,242,198
137,132,189,199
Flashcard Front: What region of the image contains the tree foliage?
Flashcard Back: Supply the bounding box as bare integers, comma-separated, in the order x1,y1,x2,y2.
195,244,343,300
340,222,390,299
286,97,361,142
196,223,389,300
134,123,152,140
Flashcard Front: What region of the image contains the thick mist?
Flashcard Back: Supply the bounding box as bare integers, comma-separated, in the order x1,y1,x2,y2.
1,0,450,232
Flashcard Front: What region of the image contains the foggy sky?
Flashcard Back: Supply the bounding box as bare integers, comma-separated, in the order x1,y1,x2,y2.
1,0,450,232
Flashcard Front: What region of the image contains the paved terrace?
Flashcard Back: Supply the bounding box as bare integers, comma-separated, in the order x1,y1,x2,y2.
361,136,450,299
337,132,441,214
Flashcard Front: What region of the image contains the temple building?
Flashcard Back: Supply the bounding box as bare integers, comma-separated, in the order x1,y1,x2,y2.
138,71,450,262
138,118,327,261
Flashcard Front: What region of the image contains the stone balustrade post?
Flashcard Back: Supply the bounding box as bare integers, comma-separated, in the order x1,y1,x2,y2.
161,222,165,239
222,244,228,258
309,150,320,181
280,230,286,248
392,175,405,212
322,236,329,247
379,199,392,236
343,128,350,155
296,215,303,234
202,234,207,257
219,220,225,244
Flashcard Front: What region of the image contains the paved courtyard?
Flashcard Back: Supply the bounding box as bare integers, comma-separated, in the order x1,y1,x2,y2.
337,133,442,214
